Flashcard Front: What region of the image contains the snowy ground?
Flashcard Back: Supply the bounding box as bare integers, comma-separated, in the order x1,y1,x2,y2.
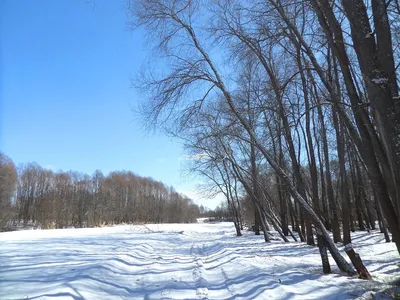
0,222,398,299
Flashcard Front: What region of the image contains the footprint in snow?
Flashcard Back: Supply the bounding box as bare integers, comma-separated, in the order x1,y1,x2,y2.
196,287,209,296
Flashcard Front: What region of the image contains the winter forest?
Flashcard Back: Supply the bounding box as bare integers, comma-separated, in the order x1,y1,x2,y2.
2,0,400,299
0,155,202,228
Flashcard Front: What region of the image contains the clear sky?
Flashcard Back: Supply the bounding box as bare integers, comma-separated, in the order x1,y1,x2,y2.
0,0,219,209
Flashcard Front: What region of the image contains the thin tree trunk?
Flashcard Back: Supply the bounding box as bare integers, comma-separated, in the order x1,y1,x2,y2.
316,228,331,274
332,107,351,245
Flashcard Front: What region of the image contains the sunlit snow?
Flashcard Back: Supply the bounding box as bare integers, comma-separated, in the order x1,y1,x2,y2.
0,222,397,299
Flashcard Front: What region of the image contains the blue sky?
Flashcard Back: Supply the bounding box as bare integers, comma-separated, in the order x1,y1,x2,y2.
0,0,218,208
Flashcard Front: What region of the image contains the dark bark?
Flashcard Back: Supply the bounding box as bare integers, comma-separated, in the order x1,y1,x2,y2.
344,244,372,280
305,0,400,253
345,2,400,208
376,196,391,242
332,107,351,244
317,229,331,274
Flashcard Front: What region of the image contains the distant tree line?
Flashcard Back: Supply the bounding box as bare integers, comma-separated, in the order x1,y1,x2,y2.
0,153,200,230
129,0,400,279
198,202,232,221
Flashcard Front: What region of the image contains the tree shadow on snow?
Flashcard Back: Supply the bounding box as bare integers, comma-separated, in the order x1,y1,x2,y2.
0,229,396,300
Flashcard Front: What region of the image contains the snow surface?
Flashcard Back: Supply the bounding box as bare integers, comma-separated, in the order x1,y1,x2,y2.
0,222,398,299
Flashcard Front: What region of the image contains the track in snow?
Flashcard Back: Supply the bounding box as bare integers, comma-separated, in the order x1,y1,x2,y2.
0,222,397,299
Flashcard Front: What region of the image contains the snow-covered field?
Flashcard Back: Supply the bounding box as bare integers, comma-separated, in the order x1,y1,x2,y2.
0,222,398,299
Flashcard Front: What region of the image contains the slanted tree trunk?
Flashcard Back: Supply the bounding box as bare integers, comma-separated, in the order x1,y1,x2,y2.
376,196,391,243
344,244,372,280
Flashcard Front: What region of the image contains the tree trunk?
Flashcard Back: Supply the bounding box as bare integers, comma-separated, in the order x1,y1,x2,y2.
316,229,331,274
344,244,372,280
315,94,341,242
332,107,351,244
311,0,400,253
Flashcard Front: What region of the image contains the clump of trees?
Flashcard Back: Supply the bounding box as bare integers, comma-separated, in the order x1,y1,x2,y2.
0,153,17,229
0,153,200,230
128,0,400,279
198,202,232,221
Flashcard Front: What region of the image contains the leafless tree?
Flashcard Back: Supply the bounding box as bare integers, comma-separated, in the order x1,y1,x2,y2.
127,0,361,276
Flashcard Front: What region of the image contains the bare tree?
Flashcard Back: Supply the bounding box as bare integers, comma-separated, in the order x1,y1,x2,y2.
128,0,358,276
